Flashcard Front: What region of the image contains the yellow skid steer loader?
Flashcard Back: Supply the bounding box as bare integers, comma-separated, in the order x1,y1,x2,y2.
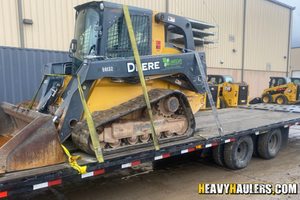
261,77,300,104
207,75,249,108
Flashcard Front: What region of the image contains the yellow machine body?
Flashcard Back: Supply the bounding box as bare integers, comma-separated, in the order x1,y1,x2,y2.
220,82,250,107
261,83,300,104
200,83,220,110
85,77,204,118
207,75,249,108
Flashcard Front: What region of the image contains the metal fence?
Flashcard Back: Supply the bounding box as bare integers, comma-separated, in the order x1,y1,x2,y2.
0,46,70,104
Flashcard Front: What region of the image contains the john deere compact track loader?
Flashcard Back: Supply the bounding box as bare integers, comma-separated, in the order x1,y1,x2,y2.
0,1,212,173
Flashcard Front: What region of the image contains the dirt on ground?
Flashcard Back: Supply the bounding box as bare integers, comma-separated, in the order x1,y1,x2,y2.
5,126,300,200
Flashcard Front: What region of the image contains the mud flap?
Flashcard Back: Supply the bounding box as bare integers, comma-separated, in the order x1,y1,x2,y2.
0,102,66,174
280,126,289,148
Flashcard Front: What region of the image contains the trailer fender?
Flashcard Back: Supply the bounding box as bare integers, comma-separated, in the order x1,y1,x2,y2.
280,127,289,148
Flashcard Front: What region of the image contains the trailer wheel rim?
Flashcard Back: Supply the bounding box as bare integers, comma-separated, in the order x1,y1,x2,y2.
236,141,248,160
268,133,278,152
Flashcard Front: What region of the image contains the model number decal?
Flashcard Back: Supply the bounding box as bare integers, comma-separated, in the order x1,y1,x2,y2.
102,66,113,72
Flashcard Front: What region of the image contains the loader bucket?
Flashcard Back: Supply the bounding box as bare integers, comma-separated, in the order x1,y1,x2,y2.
0,102,66,174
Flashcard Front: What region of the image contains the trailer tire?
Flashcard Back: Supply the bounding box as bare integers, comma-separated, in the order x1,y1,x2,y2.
212,144,226,167
219,99,226,109
257,129,282,159
224,136,253,170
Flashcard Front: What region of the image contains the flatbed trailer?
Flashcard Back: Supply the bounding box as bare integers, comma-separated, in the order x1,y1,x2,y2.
1,103,300,198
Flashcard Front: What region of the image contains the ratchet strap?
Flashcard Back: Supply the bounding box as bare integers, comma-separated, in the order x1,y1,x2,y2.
28,75,47,109
28,74,66,109
29,74,104,165
62,145,87,174
76,75,104,163
122,4,159,151
193,52,224,138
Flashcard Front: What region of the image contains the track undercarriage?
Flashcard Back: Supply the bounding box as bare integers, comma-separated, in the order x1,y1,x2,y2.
72,89,195,155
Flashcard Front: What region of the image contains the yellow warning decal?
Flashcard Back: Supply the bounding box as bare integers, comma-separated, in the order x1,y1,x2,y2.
198,183,298,195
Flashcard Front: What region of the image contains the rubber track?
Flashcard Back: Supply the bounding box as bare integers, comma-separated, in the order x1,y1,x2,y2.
72,88,195,155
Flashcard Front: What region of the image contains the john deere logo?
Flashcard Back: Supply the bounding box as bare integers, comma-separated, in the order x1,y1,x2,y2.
163,58,170,67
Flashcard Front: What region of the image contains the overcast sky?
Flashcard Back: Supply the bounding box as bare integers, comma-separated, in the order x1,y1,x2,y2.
277,0,300,47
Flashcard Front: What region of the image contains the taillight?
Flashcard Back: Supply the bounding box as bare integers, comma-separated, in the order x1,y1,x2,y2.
235,91,237,97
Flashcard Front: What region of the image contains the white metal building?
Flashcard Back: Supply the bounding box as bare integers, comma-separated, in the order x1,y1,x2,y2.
0,0,295,98
290,47,300,77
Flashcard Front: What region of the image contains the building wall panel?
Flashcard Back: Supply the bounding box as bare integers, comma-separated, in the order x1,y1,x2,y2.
244,0,290,72
0,46,71,104
1,0,293,73
1,0,291,74
169,0,244,70
109,0,165,11
0,0,20,47
20,0,165,51
21,0,87,51
244,70,286,98
207,68,242,84
290,47,300,76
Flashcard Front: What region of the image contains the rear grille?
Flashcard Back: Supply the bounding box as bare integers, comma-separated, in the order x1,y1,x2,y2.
297,85,300,100
238,85,248,105
206,85,218,108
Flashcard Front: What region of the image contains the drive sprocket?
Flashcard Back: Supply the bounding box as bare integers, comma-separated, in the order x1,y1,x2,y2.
157,96,179,118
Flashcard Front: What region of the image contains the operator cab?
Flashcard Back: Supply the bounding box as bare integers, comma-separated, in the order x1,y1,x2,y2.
69,1,197,72
269,77,291,88
207,75,234,84
291,77,300,84
70,1,153,71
